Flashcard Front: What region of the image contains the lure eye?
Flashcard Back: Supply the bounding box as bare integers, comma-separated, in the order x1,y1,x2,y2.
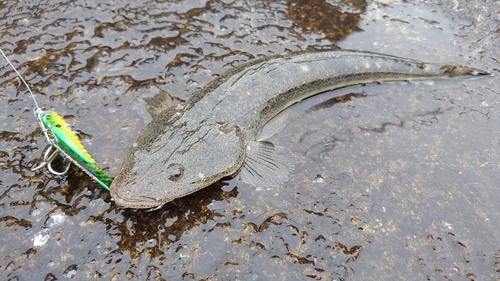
166,163,184,182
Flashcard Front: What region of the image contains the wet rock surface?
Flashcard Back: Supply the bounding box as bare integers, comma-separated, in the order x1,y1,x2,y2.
0,0,499,280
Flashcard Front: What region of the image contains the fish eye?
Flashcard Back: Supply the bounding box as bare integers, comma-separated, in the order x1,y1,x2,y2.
166,163,184,182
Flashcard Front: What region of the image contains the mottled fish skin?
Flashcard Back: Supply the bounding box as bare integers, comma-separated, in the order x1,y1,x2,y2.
110,49,491,209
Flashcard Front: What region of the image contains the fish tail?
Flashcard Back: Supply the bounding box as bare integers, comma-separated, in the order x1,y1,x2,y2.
439,64,493,77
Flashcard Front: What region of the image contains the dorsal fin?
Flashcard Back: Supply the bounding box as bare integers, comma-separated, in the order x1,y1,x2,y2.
133,85,175,123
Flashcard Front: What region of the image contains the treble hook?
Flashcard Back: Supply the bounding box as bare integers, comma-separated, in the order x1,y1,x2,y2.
31,146,71,175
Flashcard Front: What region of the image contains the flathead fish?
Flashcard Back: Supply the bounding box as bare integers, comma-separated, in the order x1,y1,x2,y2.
110,49,491,209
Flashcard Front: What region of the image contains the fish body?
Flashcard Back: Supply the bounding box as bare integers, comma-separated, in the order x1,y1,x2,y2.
110,49,490,209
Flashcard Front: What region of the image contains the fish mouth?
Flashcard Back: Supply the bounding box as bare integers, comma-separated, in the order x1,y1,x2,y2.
111,186,164,209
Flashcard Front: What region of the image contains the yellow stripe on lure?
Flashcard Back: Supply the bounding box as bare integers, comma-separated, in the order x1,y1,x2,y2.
33,107,112,191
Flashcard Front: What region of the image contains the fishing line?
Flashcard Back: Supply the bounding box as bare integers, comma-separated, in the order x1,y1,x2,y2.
0,48,40,109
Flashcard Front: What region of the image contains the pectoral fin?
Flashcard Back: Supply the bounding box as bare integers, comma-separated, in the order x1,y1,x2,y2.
257,109,290,141
237,141,295,188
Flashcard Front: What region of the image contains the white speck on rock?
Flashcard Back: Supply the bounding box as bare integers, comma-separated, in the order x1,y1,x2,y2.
49,213,66,228
33,229,50,247
64,269,77,279
443,221,453,230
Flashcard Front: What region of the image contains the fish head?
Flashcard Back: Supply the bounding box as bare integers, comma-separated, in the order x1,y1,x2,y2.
110,119,246,209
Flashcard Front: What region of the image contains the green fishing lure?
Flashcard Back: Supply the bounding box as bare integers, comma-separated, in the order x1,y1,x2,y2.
33,108,112,190
0,48,112,191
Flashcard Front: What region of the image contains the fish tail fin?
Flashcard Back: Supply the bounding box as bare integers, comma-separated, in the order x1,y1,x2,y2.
439,64,493,77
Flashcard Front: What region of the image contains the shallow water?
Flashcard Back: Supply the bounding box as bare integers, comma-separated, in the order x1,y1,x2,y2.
0,0,499,280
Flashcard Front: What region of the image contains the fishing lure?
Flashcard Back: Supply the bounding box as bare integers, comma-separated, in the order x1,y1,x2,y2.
0,48,112,191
